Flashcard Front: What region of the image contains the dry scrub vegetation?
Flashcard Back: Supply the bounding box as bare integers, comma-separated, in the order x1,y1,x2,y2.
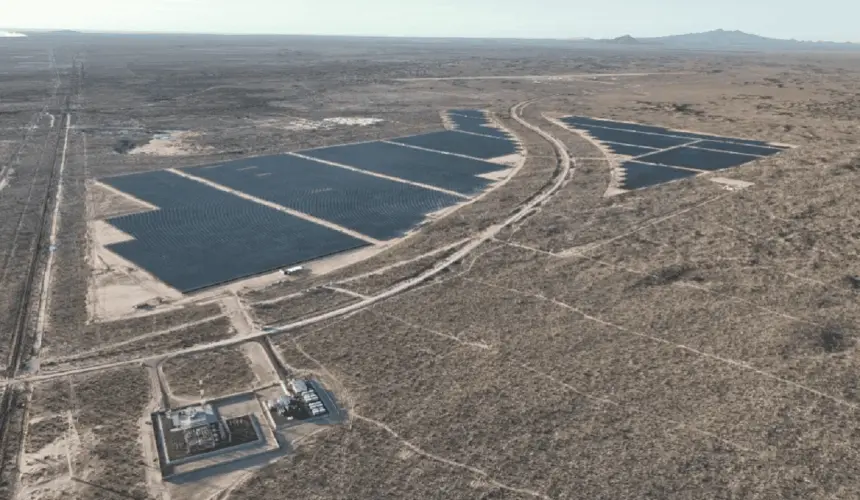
0,124,58,368
17,380,73,500
69,366,151,500
249,288,359,326
45,127,91,356
45,302,223,359
338,248,459,296
255,59,860,496
41,316,234,373
25,416,68,454
230,417,538,500
19,368,152,500
270,261,860,497
162,346,256,399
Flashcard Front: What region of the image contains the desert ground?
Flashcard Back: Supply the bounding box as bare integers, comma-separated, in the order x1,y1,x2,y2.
1,33,860,499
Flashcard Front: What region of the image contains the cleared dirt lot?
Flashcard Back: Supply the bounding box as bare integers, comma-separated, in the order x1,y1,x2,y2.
5,33,860,500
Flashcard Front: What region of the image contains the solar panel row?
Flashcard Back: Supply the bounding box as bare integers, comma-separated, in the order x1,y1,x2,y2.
447,112,511,140
694,140,783,157
561,116,786,149
601,142,658,157
560,115,789,191
101,169,236,210
300,141,505,195
391,131,518,159
635,147,759,172
620,162,697,190
103,173,369,292
182,153,463,241
572,125,691,149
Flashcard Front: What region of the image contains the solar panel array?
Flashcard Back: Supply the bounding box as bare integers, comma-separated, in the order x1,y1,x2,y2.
447,110,513,140
100,109,520,292
101,172,369,292
299,141,506,195
182,154,463,240
391,131,518,160
560,116,788,190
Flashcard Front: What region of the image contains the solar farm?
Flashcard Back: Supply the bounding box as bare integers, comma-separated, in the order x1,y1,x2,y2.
558,116,790,191
96,110,519,293
7,33,860,500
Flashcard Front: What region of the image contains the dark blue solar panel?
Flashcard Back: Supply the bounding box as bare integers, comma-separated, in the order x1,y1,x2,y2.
662,131,775,147
300,141,504,195
562,116,663,134
100,170,238,210
694,140,782,156
390,131,518,159
621,162,697,190
448,114,510,139
562,116,780,147
603,142,658,157
636,147,759,171
182,154,463,240
103,172,368,292
576,126,692,149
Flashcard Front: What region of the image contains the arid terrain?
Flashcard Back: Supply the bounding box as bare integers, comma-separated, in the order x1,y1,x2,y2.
2,32,860,499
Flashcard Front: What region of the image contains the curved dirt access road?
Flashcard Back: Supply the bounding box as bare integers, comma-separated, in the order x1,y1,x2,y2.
9,97,574,386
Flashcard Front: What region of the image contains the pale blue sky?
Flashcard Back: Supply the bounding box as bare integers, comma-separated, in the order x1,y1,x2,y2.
5,0,859,42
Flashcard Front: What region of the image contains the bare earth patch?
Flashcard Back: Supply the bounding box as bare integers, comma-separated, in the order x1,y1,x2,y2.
129,130,213,156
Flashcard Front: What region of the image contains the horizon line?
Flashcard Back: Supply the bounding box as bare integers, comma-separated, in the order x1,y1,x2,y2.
2,27,857,45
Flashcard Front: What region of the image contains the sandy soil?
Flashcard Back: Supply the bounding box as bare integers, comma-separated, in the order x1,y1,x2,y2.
477,166,515,181
489,153,523,166
87,181,155,220
240,341,280,388
439,110,457,131
300,244,387,276
130,131,213,156
256,115,383,130
87,220,182,322
16,433,76,500
709,177,755,190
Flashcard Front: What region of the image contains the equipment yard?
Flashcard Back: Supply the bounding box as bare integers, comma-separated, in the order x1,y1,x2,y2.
2,32,860,500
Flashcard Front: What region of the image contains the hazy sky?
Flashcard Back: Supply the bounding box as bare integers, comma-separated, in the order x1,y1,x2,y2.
5,0,859,42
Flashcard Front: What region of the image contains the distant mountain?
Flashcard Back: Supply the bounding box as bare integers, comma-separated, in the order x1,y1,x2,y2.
643,29,772,47
38,30,84,36
600,35,639,45
0,31,26,38
593,29,860,51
